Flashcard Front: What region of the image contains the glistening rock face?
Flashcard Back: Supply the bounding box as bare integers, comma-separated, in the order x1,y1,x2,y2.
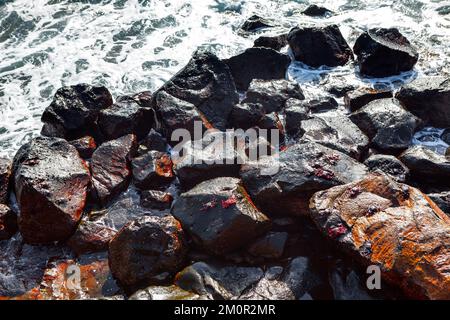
13,136,91,243
309,173,450,299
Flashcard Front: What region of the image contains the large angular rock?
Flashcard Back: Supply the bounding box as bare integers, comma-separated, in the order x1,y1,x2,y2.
349,98,421,153
132,150,174,190
240,15,273,32
13,136,91,243
299,114,369,160
247,232,288,259
242,79,304,113
0,204,17,240
395,76,450,128
140,190,173,210
41,84,113,140
309,173,450,299
353,28,418,77
228,103,265,130
284,99,310,137
90,134,137,206
171,177,271,254
399,145,450,184
224,47,291,90
364,154,409,182
109,215,187,291
138,129,167,154
154,51,238,131
98,96,154,141
344,88,393,112
240,141,368,216
254,34,288,51
69,136,96,159
67,220,116,255
0,157,11,204
287,25,353,67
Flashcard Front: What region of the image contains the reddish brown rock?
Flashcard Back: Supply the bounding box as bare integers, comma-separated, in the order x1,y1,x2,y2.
69,136,96,159
90,134,137,206
0,157,12,204
67,221,116,255
131,150,174,190
0,204,17,240
13,136,91,244
309,173,450,299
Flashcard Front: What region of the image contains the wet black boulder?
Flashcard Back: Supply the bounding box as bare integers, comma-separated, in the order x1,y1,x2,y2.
67,220,116,255
364,154,409,182
131,150,174,190
284,99,310,138
240,15,273,32
287,25,353,67
69,136,96,159
353,28,418,77
109,215,187,292
0,157,12,204
395,76,450,128
224,47,291,90
138,129,167,154
228,102,265,130
344,88,393,112
247,231,288,259
0,204,17,240
302,5,333,17
254,34,288,51
41,84,113,140
171,177,271,255
140,190,173,210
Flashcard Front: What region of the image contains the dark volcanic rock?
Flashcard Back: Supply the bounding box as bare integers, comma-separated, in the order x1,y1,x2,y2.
240,141,368,216
129,285,205,300
364,154,409,182
344,88,393,112
173,132,241,190
109,215,187,291
132,150,174,190
69,136,96,159
41,84,113,140
254,34,288,51
395,76,450,128
353,28,418,77
154,50,238,131
284,99,310,137
441,129,450,145
67,220,116,255
242,79,305,113
98,96,154,141
224,47,291,91
427,191,450,215
307,97,339,114
240,15,273,32
138,129,167,153
228,103,265,130
309,173,450,299
299,114,369,160
171,177,271,254
140,190,173,210
349,98,421,153
0,157,12,204
0,204,17,240
302,5,333,17
399,145,450,183
287,25,353,67
13,136,91,243
247,232,288,259
90,134,137,206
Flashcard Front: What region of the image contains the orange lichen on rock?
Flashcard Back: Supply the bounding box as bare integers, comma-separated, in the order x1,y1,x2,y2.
309,172,450,299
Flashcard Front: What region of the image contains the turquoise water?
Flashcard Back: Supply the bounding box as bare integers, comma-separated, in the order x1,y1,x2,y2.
0,0,449,157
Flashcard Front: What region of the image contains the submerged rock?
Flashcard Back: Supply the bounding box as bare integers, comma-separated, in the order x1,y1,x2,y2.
242,79,304,113
240,141,368,216
13,136,90,244
67,221,116,256
0,204,17,240
69,136,96,159
109,215,187,291
240,15,273,32
171,177,271,254
349,98,421,153
302,5,333,17
287,25,353,67
224,47,291,90
131,150,174,190
154,50,238,131
309,173,450,299
353,28,418,77
344,88,393,112
41,84,113,140
90,134,137,206
0,157,11,204
395,76,450,128
364,154,409,182
254,34,288,51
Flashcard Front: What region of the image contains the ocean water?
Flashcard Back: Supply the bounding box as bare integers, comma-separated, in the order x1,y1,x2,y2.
0,0,450,158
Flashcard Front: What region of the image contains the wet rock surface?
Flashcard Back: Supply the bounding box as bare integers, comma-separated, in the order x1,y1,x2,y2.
140,190,173,210
228,102,265,130
41,84,113,140
240,15,273,32
67,220,116,256
242,79,304,113
302,5,333,17
129,285,205,300
224,47,291,90
427,190,450,215
254,34,288,51
240,141,368,216
310,173,450,299
109,215,187,291
0,157,11,204
90,134,137,206
171,177,270,254
0,204,17,240
364,154,409,182
131,150,174,190
395,76,450,128
344,88,393,112
138,129,167,153
154,50,238,131
69,136,96,159
13,136,90,244
349,98,421,153
288,25,353,67
353,28,418,77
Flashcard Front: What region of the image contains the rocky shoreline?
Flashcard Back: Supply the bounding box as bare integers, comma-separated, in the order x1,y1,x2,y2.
0,7,449,300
